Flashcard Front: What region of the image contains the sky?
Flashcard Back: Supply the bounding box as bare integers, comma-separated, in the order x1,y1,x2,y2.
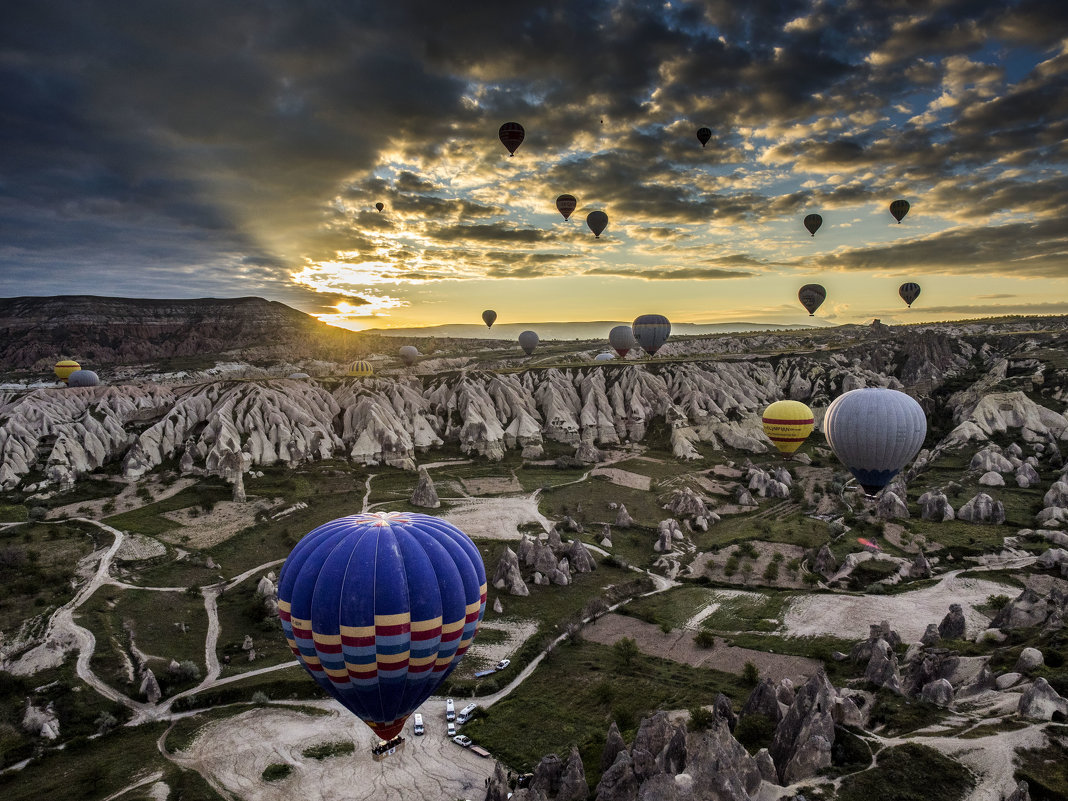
2,1,1067,331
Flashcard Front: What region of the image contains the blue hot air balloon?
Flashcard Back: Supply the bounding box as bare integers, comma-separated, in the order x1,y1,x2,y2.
277,512,487,748
823,388,927,496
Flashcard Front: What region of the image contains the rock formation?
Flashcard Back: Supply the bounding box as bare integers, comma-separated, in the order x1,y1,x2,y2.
1017,677,1068,720
492,547,530,596
918,490,955,522
410,466,440,507
769,672,836,785
957,493,1006,524
938,604,967,640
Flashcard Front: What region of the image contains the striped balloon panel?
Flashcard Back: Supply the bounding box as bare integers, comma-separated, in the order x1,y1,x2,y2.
277,512,487,739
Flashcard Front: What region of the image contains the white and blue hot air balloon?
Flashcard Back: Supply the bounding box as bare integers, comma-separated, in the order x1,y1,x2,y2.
823,387,927,497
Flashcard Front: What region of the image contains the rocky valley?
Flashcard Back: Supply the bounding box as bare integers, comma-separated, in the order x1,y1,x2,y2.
1,301,1067,801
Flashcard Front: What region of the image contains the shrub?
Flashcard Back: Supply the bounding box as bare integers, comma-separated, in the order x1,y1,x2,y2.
659,621,672,634
251,691,270,704
302,741,355,760
724,555,739,577
688,706,715,731
742,661,759,686
613,637,639,669
986,594,1010,611
262,763,292,782
734,714,776,753
694,630,716,649
763,561,780,582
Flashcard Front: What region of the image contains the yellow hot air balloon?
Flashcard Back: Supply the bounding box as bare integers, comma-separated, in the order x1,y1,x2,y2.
349,360,374,378
761,400,815,457
54,360,80,383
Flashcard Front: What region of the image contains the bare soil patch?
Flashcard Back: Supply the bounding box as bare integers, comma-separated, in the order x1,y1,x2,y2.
588,467,652,491
46,476,198,520
582,613,821,686
460,475,523,495
172,705,495,801
688,541,808,589
161,499,280,549
440,497,552,540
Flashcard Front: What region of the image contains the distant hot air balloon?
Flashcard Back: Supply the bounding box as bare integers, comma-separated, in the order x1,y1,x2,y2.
482,310,497,328
277,511,486,755
798,284,827,316
889,199,910,223
609,325,637,358
399,346,420,367
803,214,823,237
498,122,525,156
67,369,100,387
632,314,670,357
594,352,614,362
824,387,927,497
761,400,814,458
899,282,921,308
586,211,608,238
54,360,80,384
696,127,712,147
518,330,539,356
349,360,374,378
556,194,577,221
375,202,384,212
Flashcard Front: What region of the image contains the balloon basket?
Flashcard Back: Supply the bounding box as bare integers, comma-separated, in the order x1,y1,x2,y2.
370,735,405,761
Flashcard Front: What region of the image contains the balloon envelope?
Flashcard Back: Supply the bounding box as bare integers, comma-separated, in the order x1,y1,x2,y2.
556,194,577,221
398,346,419,366
586,210,608,238
375,202,384,212
54,360,80,383
277,511,487,742
889,199,910,223
899,282,921,307
609,325,637,358
632,314,670,357
696,127,712,146
482,309,497,328
67,369,99,387
594,352,614,362
498,122,524,156
798,284,827,316
824,387,927,496
349,360,374,378
518,330,539,356
803,214,823,236
761,400,814,456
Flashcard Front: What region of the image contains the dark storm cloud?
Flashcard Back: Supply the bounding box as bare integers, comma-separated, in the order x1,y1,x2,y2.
3,0,1068,308
813,218,1068,278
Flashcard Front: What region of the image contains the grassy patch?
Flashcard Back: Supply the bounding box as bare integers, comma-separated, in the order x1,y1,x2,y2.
302,740,355,760
462,639,750,786
0,521,102,629
692,511,831,552
722,633,862,683
867,691,949,736
0,504,28,522
103,482,232,537
0,721,224,801
959,718,1030,738
613,585,716,629
695,591,791,633
214,584,291,675
837,743,974,801
77,586,208,696
262,763,292,782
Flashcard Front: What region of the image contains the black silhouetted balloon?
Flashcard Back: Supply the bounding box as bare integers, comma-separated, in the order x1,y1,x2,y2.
798,284,826,316
696,127,712,147
498,122,525,156
899,282,921,307
556,195,577,221
803,214,823,237
586,211,608,238
890,199,910,223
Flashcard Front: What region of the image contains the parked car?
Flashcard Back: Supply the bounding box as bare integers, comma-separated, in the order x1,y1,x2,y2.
453,735,472,748
494,658,511,670
413,713,424,736
447,721,456,737
445,698,455,721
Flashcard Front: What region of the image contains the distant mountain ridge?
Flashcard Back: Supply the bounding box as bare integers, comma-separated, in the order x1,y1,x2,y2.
364,320,823,341
0,295,379,370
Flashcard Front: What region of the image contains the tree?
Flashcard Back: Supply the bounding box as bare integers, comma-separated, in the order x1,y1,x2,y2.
694,630,716,649
613,637,639,669
742,661,760,686
688,706,715,731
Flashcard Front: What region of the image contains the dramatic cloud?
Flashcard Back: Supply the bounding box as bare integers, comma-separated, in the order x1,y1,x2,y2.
2,1,1066,326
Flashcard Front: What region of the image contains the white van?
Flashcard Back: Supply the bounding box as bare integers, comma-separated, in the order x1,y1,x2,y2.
447,721,456,737
445,698,455,721
456,703,478,725
413,713,424,736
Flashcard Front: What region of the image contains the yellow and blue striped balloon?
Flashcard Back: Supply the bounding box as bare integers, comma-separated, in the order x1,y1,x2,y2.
761,400,815,456
278,512,486,741
349,360,374,377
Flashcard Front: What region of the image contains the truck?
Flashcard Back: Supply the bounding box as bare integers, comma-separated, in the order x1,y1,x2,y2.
445,698,455,721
